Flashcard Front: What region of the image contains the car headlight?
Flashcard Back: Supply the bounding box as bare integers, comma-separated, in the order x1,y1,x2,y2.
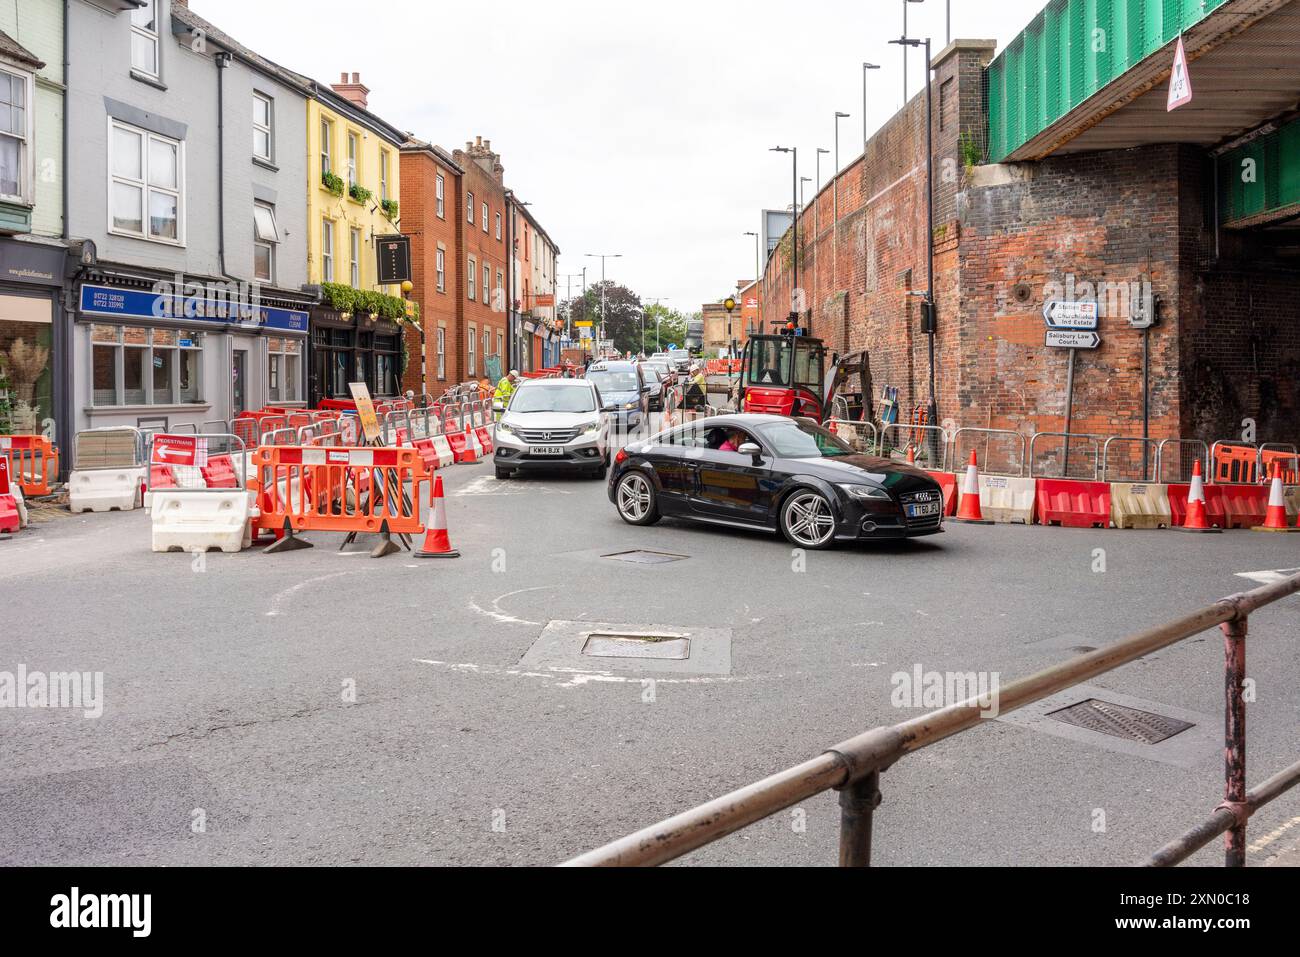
582,422,600,435
497,422,515,436
623,401,638,410
838,483,891,501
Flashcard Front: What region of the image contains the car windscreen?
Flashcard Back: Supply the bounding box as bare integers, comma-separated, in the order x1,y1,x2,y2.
643,367,662,382
587,371,638,393
510,385,596,413
752,419,853,458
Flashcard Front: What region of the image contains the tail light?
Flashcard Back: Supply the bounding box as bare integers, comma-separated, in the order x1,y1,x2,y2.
615,449,628,465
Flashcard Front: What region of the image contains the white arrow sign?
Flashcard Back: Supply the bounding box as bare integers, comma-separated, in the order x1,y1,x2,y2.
1046,330,1101,350
1043,300,1099,329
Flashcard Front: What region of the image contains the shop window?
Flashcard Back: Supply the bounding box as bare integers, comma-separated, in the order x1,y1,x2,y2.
268,337,302,403
89,324,203,408
374,334,399,397
0,296,53,434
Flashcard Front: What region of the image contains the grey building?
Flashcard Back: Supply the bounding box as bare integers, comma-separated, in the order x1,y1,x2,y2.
64,0,314,437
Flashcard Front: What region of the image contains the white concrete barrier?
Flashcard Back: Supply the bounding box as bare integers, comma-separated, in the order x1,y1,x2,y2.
68,466,146,513
1111,483,1172,529
431,434,456,468
150,490,252,554
978,474,1036,524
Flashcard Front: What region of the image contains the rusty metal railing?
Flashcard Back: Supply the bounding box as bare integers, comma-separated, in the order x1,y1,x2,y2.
562,573,1300,867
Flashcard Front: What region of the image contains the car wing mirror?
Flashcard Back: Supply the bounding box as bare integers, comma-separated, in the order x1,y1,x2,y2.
492,401,504,413
738,442,763,463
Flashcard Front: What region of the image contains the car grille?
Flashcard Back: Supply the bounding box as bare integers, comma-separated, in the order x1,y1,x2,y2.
515,428,581,444
899,490,944,529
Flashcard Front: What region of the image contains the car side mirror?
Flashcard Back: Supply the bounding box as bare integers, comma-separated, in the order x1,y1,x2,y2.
492,401,504,413
738,442,763,462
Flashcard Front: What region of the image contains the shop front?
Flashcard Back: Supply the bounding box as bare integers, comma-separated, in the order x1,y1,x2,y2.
73,273,310,436
0,238,69,451
308,307,405,406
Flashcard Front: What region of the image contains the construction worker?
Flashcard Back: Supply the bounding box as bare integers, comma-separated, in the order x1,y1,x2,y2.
494,370,519,421
684,363,708,411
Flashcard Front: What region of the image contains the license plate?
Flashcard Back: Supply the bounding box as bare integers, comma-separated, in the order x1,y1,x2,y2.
528,446,564,456
906,502,941,518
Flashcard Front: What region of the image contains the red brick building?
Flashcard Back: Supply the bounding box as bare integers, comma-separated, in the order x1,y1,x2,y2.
400,138,463,394
758,37,1300,472
453,137,509,385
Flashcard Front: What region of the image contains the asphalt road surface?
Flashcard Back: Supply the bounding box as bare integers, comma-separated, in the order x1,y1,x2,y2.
4,419,1300,867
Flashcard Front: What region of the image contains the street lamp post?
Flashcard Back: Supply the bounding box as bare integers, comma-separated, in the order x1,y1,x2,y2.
584,253,622,353
862,63,880,149
903,0,925,103
890,33,936,451
770,146,799,327
833,112,850,222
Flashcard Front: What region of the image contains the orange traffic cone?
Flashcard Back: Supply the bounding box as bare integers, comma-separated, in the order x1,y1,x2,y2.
416,475,460,559
1176,460,1221,534
952,451,993,524
1252,462,1298,532
461,428,480,464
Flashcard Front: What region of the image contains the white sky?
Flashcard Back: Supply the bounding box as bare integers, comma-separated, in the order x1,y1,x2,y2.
195,0,1048,311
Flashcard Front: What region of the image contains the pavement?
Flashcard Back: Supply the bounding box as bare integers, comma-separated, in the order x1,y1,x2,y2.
3,416,1300,867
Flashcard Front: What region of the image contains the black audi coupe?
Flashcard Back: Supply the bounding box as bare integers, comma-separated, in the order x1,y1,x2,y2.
607,413,945,549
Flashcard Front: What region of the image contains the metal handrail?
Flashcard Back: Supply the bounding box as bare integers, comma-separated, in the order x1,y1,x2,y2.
562,573,1300,868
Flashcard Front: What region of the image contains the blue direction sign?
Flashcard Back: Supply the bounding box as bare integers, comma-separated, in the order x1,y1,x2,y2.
1043,300,1099,330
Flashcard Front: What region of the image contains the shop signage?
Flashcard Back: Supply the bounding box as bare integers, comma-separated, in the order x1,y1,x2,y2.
0,239,66,287
376,235,412,285
79,283,309,333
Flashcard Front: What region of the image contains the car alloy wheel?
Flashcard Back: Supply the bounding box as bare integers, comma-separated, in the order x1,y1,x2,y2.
616,472,657,525
782,491,836,549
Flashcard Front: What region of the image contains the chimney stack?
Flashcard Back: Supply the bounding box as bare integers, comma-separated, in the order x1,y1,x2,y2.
331,71,370,110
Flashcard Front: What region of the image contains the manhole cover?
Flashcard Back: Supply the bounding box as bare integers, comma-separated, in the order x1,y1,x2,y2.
582,632,691,660
602,550,689,565
1048,699,1193,744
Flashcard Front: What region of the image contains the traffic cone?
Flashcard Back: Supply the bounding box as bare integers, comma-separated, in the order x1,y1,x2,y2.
1176,460,1221,534
906,446,916,465
416,475,460,559
461,428,480,464
952,451,993,524
1252,462,1298,532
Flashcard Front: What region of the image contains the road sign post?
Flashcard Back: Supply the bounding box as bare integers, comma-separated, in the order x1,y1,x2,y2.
1043,311,1103,476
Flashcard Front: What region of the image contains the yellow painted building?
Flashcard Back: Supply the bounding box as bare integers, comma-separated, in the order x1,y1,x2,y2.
305,82,403,293
303,75,409,402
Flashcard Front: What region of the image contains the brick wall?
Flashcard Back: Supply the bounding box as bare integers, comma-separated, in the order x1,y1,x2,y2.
453,138,509,385
400,145,461,395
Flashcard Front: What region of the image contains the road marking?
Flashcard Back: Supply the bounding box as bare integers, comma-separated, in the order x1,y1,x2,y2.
1235,568,1300,585
1249,815,1300,854
455,476,573,497
467,586,554,626
414,658,761,688
265,571,359,617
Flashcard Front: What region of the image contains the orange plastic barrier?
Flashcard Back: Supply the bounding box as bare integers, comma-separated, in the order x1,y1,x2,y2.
200,455,240,489
149,465,178,489
1260,449,1299,485
925,470,959,517
1168,483,1228,529
1216,484,1269,529
251,446,429,537
1212,445,1259,485
1034,479,1111,528
0,435,59,496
